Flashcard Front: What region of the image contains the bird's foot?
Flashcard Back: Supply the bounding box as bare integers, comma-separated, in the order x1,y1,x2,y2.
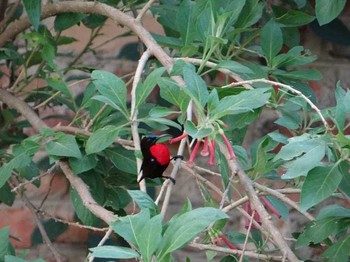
171,155,184,161
162,176,176,184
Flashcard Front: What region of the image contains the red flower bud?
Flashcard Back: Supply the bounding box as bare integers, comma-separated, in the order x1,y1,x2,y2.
200,137,209,156
169,132,188,144
208,139,215,166
221,132,236,160
261,196,281,219
187,139,201,168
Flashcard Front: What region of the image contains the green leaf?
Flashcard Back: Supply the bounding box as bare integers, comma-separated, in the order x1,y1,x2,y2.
127,190,159,215
111,209,150,247
274,135,327,179
216,61,253,74
183,64,209,108
184,120,212,139
296,217,338,248
136,67,166,108
177,0,196,46
210,88,270,119
261,19,283,64
89,246,139,259
31,219,68,244
157,208,228,259
235,0,263,28
69,154,97,174
5,256,27,262
54,13,85,31
23,0,41,31
321,234,350,262
275,69,323,81
275,10,315,27
158,77,190,112
71,189,100,226
138,214,163,262
46,77,73,98
0,183,15,206
91,70,128,117
316,0,347,26
149,106,178,118
105,188,131,210
265,195,289,221
272,46,317,68
317,204,350,219
0,226,10,260
105,146,137,174
86,125,120,154
300,166,342,211
46,133,82,158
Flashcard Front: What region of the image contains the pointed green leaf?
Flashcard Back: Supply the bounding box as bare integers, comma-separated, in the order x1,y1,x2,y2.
321,234,350,262
216,61,253,74
177,0,196,46
111,209,150,247
69,155,97,174
158,77,190,112
46,133,82,158
316,0,347,26
91,70,128,117
105,146,137,174
261,19,282,63
54,13,85,31
183,64,209,107
157,208,228,259
86,125,120,154
138,214,163,262
71,189,100,226
300,166,342,211
296,217,339,248
211,88,270,119
127,190,159,215
136,67,166,108
47,77,73,98
23,0,41,31
90,246,139,259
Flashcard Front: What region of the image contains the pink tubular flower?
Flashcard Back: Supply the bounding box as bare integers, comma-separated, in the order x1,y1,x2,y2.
260,196,281,219
208,139,215,166
220,131,236,160
187,139,201,168
169,132,188,144
220,235,236,250
200,137,209,156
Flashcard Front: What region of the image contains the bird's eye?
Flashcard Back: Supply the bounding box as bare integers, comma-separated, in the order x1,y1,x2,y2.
151,158,155,162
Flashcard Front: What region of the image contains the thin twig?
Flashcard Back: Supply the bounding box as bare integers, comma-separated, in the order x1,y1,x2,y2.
253,182,315,221
10,178,63,262
239,210,255,262
136,0,157,21
225,78,329,130
88,228,114,262
189,242,284,261
131,49,151,192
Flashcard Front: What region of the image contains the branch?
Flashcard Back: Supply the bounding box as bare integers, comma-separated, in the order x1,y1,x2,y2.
58,160,116,224
253,182,315,221
218,143,300,262
0,89,48,130
225,78,329,130
189,242,284,261
131,50,151,192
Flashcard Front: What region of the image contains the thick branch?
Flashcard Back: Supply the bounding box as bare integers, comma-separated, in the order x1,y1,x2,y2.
219,143,300,262
58,161,115,224
0,89,47,130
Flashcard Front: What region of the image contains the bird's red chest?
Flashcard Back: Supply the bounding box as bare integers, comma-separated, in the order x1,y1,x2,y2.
149,144,171,166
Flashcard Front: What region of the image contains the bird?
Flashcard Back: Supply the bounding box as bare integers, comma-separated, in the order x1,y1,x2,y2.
138,135,182,184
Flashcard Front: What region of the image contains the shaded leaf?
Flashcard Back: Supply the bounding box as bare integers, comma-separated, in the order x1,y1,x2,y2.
23,0,41,31
86,125,120,154
316,0,347,26
300,166,342,211
261,19,283,63
90,245,139,259
105,146,137,174
46,133,82,158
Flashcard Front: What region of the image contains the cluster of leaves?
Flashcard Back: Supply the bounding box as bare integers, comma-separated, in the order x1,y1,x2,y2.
1,0,350,261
